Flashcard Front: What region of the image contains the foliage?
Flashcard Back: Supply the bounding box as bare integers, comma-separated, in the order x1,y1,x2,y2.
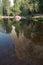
20,0,39,15
11,0,39,15
0,0,2,15
11,0,21,15
32,16,43,21
2,0,12,33
39,0,43,13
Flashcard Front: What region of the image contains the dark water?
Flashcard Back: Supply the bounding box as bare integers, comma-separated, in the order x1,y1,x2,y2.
0,32,15,65
0,20,43,65
0,24,27,65
0,25,6,33
0,32,29,65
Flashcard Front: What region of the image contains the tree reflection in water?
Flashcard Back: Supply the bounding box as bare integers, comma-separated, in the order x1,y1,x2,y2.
10,20,43,65
0,19,43,65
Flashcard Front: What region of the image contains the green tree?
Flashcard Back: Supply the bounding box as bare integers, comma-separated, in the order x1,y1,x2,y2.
39,0,43,13
22,0,39,14
0,0,2,15
2,0,12,33
2,0,10,15
11,0,39,15
11,0,21,15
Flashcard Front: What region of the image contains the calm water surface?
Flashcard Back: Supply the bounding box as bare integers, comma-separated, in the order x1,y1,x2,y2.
0,21,43,65
0,32,15,65
0,32,28,65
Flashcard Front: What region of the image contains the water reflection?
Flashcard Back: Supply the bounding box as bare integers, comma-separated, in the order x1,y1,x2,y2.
10,24,43,65
0,32,14,65
0,19,43,65
0,25,6,33
11,20,43,65
3,18,12,33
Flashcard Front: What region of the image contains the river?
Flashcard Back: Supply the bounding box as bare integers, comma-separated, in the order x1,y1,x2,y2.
0,26,30,65
0,22,43,65
0,32,14,65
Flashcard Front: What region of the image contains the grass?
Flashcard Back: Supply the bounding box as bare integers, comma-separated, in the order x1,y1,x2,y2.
32,15,43,21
